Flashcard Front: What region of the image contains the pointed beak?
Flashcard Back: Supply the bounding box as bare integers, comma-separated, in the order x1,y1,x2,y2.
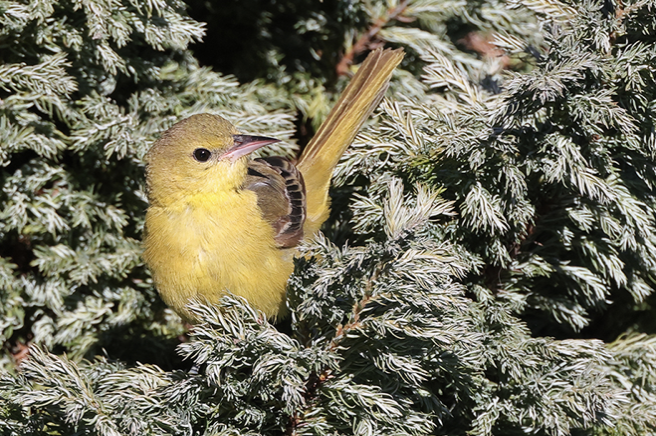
220,135,280,162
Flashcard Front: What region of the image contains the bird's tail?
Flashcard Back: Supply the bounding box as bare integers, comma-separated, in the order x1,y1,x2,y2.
297,48,404,235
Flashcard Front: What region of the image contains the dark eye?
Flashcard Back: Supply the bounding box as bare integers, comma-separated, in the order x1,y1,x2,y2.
193,148,211,162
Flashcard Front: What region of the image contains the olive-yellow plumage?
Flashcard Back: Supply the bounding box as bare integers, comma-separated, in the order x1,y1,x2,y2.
144,48,404,322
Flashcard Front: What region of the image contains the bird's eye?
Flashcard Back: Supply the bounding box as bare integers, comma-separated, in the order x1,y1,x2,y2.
193,148,211,162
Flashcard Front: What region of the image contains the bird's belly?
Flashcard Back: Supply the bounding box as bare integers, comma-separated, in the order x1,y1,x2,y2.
144,191,293,321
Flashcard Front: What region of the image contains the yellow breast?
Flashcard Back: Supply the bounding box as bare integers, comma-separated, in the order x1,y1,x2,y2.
143,189,293,321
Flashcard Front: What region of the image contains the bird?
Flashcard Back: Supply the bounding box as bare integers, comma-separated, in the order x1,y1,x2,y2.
143,48,404,322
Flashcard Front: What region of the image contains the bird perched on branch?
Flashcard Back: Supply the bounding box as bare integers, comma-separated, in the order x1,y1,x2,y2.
143,48,404,322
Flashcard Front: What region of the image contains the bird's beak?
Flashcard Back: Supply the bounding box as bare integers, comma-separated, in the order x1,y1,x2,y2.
221,135,281,162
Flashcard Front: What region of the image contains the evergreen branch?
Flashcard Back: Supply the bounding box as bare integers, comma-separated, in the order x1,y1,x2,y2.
336,0,410,76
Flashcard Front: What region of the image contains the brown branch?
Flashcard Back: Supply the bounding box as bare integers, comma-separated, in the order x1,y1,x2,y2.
12,341,30,366
336,0,410,76
459,32,511,70
286,265,383,435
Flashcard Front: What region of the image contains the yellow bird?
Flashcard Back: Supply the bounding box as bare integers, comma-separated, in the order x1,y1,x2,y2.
143,48,404,322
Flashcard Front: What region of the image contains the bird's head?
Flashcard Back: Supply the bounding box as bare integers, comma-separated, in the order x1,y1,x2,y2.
146,114,279,206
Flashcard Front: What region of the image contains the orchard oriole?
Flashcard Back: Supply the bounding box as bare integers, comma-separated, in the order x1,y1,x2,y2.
144,48,404,322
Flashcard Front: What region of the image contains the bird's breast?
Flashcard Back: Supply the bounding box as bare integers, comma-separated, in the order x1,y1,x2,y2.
144,189,294,321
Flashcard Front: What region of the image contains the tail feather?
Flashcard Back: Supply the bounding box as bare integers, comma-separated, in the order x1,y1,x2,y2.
298,48,404,235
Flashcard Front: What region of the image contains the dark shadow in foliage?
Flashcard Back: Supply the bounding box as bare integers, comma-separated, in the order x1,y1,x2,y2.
582,292,656,342
186,0,365,85
99,322,188,371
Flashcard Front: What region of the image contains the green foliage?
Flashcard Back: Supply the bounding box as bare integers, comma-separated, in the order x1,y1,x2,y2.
0,0,296,366
2,0,656,435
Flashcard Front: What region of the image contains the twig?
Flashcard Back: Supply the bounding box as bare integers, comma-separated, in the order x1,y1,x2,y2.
336,0,410,76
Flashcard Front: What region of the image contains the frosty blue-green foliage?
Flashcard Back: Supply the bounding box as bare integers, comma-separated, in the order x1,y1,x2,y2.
0,0,297,366
2,0,656,435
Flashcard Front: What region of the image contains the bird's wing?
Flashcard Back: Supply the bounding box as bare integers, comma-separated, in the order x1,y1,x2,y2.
243,157,306,248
